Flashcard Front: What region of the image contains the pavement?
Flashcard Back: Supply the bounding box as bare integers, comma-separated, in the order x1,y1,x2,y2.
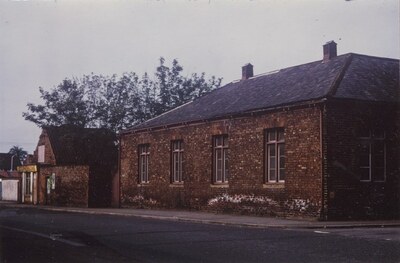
1,201,399,229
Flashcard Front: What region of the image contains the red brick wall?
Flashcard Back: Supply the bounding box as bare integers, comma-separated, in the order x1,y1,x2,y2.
120,106,323,218
39,165,89,207
325,100,400,219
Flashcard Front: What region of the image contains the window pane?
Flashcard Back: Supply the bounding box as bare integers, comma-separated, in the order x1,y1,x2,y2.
265,130,285,182
174,155,179,181
278,144,285,167
144,166,148,182
179,153,183,182
359,143,370,167
278,130,284,141
216,149,222,181
373,129,385,139
224,149,229,181
215,137,222,147
269,169,276,181
279,169,285,181
360,168,370,181
223,136,228,147
269,145,276,157
269,156,276,169
279,156,285,170
373,154,384,168
214,136,228,183
268,131,276,142
373,167,385,181
358,128,370,138
172,141,183,182
373,141,384,154
359,154,370,167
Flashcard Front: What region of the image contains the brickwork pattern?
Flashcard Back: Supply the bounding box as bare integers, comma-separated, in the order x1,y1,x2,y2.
39,165,89,207
121,106,323,218
325,101,399,219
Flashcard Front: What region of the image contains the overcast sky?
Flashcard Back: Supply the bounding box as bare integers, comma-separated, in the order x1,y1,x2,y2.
0,0,398,153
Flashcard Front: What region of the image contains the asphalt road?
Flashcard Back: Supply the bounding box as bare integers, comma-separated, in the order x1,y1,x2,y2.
0,206,399,263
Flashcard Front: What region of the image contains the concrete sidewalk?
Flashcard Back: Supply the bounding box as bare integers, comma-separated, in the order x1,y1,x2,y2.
1,202,400,229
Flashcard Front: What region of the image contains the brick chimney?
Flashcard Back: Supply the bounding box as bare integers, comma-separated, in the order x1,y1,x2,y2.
323,41,337,61
242,63,254,80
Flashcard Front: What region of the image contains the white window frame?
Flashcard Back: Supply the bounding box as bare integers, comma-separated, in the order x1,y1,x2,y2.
213,135,229,184
171,140,184,183
265,128,285,183
138,144,150,183
359,130,386,182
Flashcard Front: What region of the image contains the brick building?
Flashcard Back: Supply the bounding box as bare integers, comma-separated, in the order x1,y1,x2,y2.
120,41,399,220
18,125,118,207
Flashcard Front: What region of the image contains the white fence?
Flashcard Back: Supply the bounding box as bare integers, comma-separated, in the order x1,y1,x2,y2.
1,179,19,201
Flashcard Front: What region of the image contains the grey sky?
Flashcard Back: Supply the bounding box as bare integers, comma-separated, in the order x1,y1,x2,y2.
0,0,398,153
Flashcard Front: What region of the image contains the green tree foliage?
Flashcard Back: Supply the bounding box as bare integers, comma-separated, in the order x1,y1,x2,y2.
24,79,89,127
23,58,222,132
8,145,28,163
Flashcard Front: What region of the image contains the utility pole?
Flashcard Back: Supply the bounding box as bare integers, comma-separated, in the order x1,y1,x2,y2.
10,154,17,171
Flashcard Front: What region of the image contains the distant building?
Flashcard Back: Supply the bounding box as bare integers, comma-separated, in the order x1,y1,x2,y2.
120,41,399,220
18,125,118,207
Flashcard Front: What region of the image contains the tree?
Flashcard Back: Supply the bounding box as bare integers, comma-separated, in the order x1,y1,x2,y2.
24,79,89,127
23,58,222,132
8,146,28,164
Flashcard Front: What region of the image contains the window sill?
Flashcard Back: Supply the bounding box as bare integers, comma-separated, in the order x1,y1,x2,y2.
169,182,184,187
210,183,229,188
137,182,150,186
263,182,285,189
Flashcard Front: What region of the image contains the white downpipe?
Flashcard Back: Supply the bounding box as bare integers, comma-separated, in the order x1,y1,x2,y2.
21,172,25,203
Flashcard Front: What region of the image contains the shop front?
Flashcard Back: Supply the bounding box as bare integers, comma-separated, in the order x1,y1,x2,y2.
17,165,38,204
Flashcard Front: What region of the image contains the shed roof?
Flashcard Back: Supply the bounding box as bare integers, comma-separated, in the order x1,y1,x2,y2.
43,125,117,166
124,53,399,133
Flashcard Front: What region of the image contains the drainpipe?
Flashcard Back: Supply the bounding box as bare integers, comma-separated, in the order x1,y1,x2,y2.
320,102,328,221
118,135,122,208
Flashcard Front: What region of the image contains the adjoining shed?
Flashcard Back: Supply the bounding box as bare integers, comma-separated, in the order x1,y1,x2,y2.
120,41,399,220
18,125,118,207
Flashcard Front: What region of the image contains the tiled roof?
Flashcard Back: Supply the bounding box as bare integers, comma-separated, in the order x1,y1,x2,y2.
333,55,399,101
44,125,117,166
124,53,399,132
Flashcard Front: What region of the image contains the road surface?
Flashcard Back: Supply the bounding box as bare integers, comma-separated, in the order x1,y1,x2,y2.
0,206,399,262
